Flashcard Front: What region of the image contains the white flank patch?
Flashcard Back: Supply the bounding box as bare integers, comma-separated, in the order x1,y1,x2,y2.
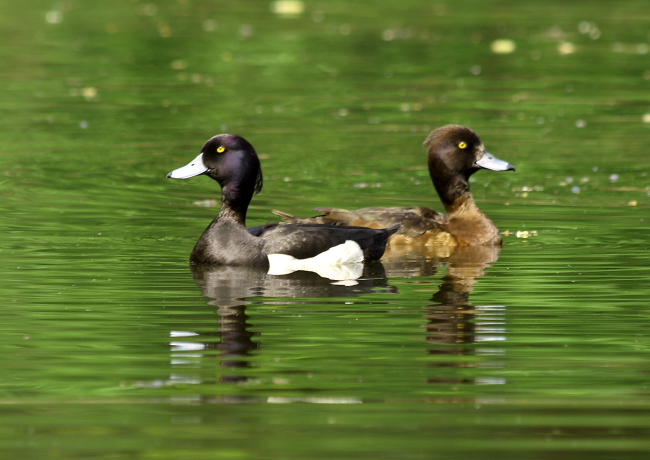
267,240,364,282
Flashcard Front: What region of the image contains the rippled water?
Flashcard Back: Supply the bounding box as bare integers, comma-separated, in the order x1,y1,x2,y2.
1,0,650,458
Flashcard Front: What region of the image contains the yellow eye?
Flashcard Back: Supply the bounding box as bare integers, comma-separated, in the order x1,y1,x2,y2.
217,146,226,153
458,142,467,149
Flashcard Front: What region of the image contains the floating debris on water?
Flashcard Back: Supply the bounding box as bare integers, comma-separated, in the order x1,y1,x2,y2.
45,10,63,24
512,185,544,198
612,43,648,54
69,87,98,101
194,199,218,207
202,19,218,32
271,1,305,17
83,87,97,100
491,39,516,54
239,25,253,38
578,21,601,40
502,230,538,238
353,183,382,189
516,230,537,238
558,42,576,54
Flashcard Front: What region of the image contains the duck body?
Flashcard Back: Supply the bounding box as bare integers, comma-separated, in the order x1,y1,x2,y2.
191,219,268,266
275,206,446,238
274,125,515,249
249,222,398,261
167,134,397,267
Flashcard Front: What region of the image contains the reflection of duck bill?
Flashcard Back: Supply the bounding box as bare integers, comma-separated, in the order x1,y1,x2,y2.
267,240,364,283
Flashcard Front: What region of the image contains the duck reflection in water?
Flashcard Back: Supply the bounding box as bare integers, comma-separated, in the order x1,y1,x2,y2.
414,245,507,387
177,264,396,390
167,246,506,395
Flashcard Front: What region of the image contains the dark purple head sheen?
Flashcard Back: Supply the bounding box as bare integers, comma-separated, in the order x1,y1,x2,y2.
167,134,264,224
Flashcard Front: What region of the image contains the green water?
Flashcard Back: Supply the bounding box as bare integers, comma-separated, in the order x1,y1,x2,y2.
2,0,650,458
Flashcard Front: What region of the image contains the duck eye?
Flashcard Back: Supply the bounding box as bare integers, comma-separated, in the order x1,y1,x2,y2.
458,142,467,149
217,146,226,153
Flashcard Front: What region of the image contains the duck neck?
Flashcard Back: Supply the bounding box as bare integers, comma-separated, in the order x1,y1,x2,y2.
444,192,482,217
431,172,474,214
216,183,251,226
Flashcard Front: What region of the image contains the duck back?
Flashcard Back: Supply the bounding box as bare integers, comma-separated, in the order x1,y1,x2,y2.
255,222,398,261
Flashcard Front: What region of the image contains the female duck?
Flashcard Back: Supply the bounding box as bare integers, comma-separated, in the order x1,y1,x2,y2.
274,125,515,248
167,134,397,266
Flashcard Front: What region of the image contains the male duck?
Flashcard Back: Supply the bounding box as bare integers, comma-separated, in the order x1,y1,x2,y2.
274,125,515,248
167,134,398,267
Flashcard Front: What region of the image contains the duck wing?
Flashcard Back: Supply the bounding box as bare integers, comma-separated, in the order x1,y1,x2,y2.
247,222,275,237
273,207,446,238
257,222,399,262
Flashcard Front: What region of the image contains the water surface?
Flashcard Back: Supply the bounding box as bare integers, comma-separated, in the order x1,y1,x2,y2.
1,0,650,458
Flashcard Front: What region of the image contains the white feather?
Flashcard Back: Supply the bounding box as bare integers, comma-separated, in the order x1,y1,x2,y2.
267,240,364,282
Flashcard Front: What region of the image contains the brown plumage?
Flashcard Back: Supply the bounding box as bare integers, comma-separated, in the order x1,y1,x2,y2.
274,125,515,251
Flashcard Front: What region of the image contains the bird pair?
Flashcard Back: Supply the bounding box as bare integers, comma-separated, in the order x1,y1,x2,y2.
167,125,515,270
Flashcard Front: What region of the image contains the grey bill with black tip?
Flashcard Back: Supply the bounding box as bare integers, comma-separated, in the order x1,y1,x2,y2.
476,151,516,172
167,153,208,179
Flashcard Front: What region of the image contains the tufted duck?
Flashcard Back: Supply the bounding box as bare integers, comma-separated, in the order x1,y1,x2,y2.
274,125,515,249
167,134,398,267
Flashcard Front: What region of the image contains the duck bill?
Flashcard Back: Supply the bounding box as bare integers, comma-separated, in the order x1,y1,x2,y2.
476,151,516,172
167,153,208,179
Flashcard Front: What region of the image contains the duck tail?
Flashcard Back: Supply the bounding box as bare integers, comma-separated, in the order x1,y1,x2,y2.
386,223,401,236
272,209,332,225
272,210,299,223
362,224,401,262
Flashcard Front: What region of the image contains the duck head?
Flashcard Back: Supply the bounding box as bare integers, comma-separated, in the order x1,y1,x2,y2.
167,134,263,224
425,125,515,208
168,134,263,192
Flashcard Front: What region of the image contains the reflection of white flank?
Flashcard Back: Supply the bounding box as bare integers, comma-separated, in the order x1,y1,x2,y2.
170,331,200,338
475,305,507,342
474,305,507,386
171,341,206,351
267,240,364,283
475,377,507,385
268,396,362,404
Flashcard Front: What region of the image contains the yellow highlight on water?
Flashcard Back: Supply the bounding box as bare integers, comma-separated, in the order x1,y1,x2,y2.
271,1,305,16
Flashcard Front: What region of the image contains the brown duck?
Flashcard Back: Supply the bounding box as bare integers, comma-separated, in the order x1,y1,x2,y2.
274,125,515,252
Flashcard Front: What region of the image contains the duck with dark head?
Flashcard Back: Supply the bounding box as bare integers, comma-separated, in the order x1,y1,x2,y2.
167,134,398,267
